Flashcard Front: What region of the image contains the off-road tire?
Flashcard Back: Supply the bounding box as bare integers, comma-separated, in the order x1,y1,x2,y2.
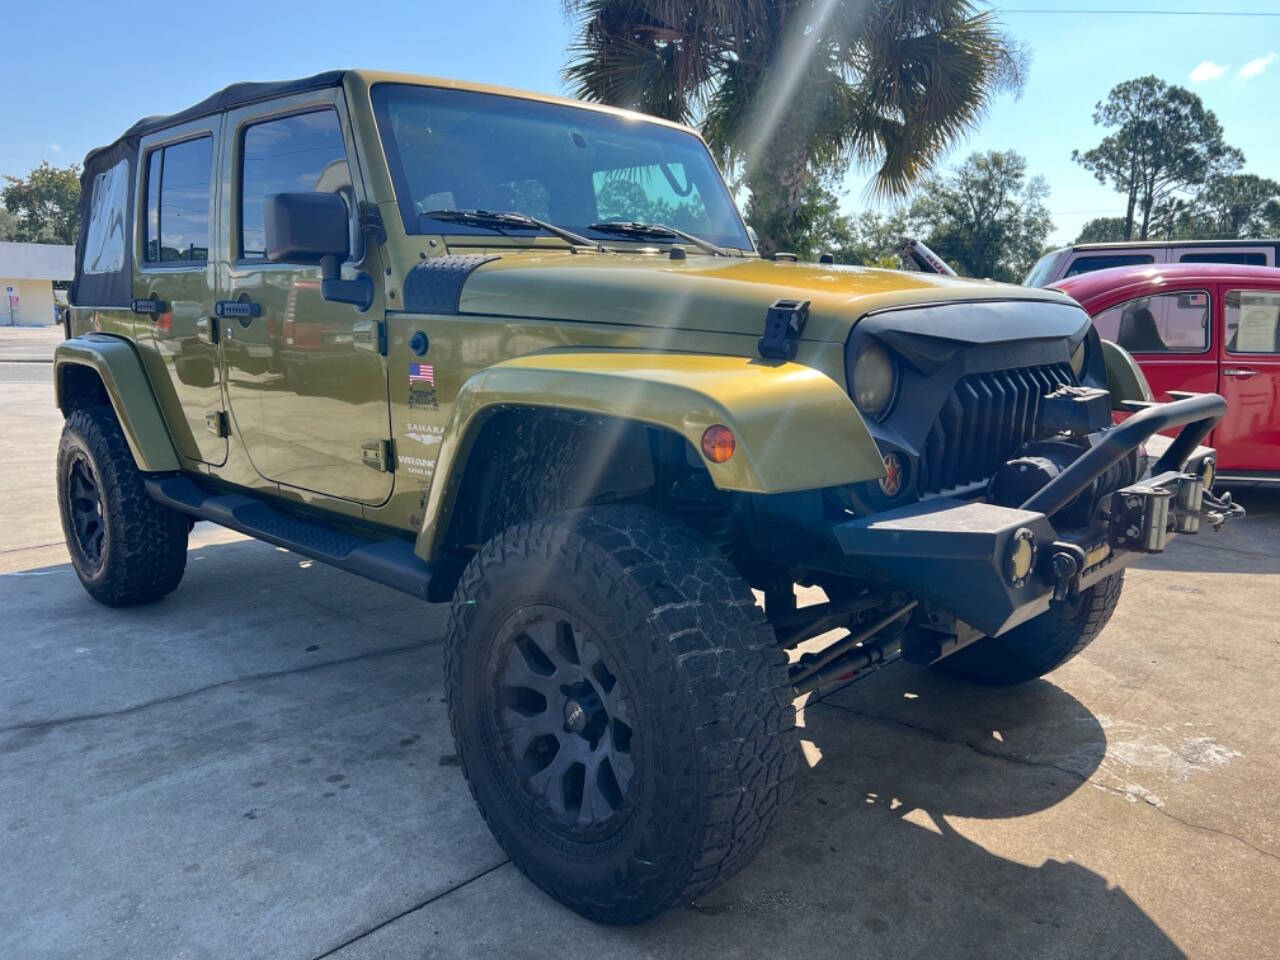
935,572,1125,685
445,506,797,924
56,406,188,606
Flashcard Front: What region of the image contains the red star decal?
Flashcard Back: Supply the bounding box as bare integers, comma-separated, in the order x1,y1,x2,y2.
880,453,903,497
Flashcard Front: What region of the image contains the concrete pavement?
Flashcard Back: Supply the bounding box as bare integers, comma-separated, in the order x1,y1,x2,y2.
0,324,63,362
2,363,1278,959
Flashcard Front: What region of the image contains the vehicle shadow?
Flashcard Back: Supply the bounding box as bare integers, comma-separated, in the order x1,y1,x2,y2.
625,667,1185,959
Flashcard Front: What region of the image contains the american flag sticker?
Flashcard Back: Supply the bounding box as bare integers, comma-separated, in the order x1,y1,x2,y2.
409,363,435,386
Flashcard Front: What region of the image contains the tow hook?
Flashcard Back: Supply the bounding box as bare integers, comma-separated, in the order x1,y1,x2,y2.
1048,541,1086,604
1201,488,1246,531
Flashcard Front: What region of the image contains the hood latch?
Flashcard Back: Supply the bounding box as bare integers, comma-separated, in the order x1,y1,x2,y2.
758,299,810,361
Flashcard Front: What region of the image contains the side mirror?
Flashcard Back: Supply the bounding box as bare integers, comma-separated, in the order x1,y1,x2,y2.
265,192,349,265
264,192,373,311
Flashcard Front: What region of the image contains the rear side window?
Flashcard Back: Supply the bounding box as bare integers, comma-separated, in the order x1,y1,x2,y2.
1225,289,1280,354
1092,290,1210,353
1064,253,1155,278
1180,252,1267,266
82,158,130,274
239,110,351,260
143,136,213,264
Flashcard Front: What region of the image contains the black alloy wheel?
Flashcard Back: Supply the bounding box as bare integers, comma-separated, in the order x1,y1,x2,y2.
66,452,106,571
491,608,635,833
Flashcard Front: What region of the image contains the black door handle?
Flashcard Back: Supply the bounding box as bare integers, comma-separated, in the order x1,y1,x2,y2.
215,299,261,319
130,297,168,316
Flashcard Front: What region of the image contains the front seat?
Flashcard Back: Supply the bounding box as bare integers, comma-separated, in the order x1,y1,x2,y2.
1117,306,1165,353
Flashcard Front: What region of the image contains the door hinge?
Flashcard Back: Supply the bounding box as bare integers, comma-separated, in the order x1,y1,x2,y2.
361,438,395,472
206,411,230,438
197,315,219,344
353,319,387,356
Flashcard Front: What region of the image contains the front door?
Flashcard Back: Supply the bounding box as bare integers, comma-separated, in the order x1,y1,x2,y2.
1216,286,1280,473
1090,286,1218,403
135,118,226,465
218,92,392,504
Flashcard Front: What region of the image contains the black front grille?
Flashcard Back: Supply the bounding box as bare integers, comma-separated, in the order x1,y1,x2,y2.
920,363,1076,494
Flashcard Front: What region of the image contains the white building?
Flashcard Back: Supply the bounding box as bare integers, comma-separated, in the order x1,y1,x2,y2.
0,241,75,326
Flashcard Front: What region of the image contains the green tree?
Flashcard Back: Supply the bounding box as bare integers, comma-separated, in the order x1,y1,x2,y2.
0,207,18,242
1074,216,1128,244
1175,173,1280,239
1072,76,1241,242
757,178,908,264
909,150,1052,281
831,208,910,266
2,162,81,244
562,0,1025,256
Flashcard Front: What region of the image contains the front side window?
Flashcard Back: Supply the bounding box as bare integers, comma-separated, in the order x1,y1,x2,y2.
1092,289,1210,354
371,84,753,250
1225,289,1280,354
1063,253,1155,278
240,109,351,259
82,158,130,274
143,136,213,264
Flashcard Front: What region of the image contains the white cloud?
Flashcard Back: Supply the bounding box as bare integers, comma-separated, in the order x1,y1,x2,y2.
1189,60,1228,84
1238,52,1278,80
48,142,62,154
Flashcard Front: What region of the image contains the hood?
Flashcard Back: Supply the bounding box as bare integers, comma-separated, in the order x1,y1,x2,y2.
452,252,1081,343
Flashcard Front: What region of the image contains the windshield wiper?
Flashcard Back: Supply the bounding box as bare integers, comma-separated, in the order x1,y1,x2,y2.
588,221,729,257
422,209,606,252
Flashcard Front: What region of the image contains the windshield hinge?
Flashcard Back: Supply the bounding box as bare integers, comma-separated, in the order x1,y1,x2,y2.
359,201,388,247
362,438,395,473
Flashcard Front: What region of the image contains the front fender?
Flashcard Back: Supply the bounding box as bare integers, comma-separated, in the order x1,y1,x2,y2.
54,334,180,473
1100,338,1153,409
415,350,883,559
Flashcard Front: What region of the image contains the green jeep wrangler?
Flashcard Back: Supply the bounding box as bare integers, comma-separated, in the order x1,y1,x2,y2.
58,70,1240,923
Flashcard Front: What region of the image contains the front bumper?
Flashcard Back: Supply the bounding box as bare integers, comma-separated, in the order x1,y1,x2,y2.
832,392,1237,637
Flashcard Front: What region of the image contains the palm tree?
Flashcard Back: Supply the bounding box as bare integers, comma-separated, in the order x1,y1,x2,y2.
562,0,1024,255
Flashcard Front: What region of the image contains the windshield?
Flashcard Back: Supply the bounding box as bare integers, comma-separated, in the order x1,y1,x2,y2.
1024,248,1067,287
371,84,753,251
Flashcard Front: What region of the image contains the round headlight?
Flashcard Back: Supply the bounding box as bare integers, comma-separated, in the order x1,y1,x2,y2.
1069,337,1088,378
853,341,896,419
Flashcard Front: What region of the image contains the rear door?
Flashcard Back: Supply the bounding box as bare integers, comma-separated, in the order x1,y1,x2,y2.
134,118,226,465
217,91,392,504
1216,285,1280,472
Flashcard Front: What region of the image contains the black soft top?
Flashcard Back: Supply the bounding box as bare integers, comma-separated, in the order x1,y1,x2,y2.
84,70,347,166
72,71,346,307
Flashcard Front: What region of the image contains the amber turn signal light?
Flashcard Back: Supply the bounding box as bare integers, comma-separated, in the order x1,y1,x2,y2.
701,424,736,463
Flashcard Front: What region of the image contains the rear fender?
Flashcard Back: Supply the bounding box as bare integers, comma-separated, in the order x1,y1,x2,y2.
54,334,180,472
415,350,883,559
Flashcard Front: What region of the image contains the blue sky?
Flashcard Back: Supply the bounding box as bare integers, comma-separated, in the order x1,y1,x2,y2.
2,1,1277,245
